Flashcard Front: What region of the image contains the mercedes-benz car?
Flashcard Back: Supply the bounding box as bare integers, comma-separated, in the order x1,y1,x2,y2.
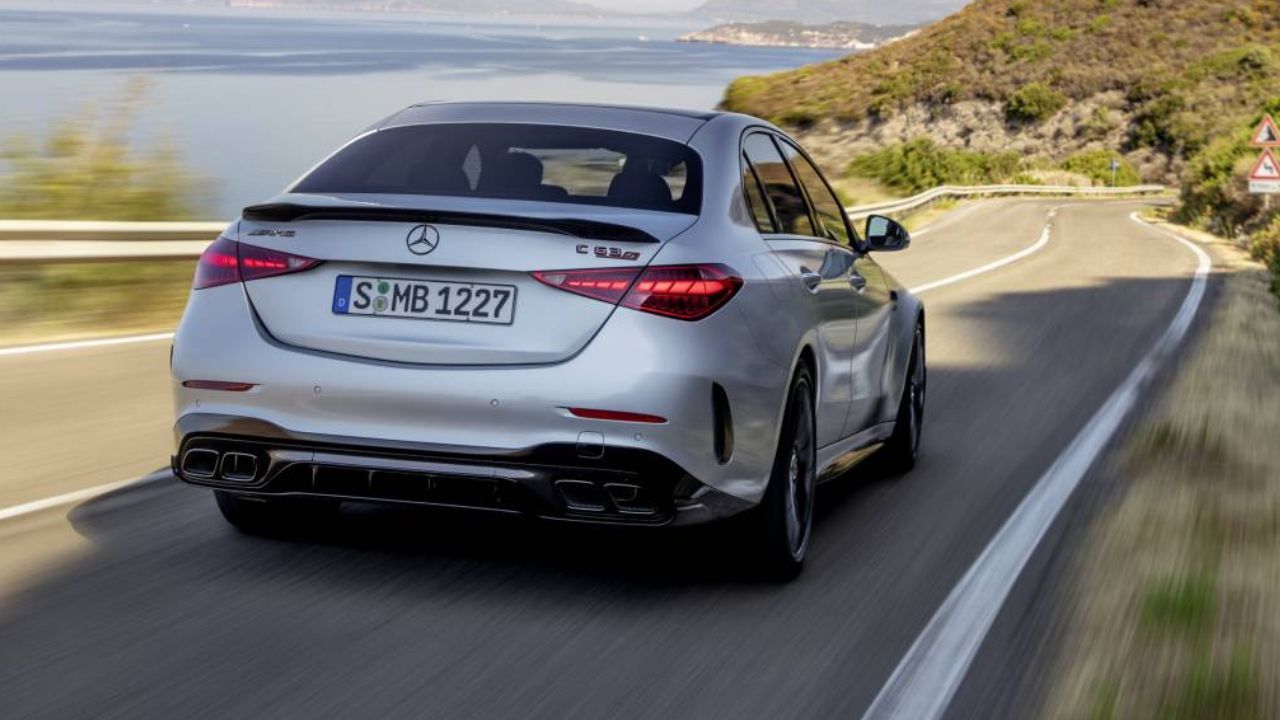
171,102,925,577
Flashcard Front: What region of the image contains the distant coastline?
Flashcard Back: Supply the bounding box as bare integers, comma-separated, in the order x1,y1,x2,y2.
678,20,917,50
223,0,602,16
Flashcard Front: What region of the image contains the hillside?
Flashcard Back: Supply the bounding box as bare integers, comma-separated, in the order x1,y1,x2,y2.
678,21,917,50
722,0,1280,182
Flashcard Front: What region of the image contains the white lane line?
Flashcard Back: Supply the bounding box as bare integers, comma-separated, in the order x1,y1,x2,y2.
0,472,170,523
909,221,1052,295
0,332,174,358
862,212,1211,720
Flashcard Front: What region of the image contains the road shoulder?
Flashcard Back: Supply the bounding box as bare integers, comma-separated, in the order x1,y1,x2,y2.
949,227,1279,719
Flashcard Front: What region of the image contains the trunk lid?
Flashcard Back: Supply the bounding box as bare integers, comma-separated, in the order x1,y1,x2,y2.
237,193,694,365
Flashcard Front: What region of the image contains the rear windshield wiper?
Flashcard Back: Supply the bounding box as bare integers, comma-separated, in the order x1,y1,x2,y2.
242,204,660,244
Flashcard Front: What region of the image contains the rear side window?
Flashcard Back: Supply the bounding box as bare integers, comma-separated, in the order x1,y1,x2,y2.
742,133,815,236
294,123,702,214
781,140,852,246
741,154,776,232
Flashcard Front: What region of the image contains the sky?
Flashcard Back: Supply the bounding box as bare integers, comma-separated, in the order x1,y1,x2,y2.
13,0,972,23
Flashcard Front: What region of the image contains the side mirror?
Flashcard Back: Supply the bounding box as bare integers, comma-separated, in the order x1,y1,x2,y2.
865,214,910,252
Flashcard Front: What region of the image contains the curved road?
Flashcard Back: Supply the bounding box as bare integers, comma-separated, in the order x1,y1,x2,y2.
0,199,1206,719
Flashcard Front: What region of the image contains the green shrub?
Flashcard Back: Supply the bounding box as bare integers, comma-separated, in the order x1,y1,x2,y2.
846,139,1024,194
1060,150,1141,186
1177,97,1280,234
1251,218,1280,304
1176,134,1255,233
1127,89,1201,155
1006,82,1067,123
0,79,207,220
1141,573,1215,637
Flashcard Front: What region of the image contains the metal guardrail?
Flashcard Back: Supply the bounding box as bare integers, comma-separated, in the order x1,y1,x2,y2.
0,220,226,264
0,184,1165,263
842,184,1167,221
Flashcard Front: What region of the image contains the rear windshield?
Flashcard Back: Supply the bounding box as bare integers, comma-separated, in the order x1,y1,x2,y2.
293,123,702,215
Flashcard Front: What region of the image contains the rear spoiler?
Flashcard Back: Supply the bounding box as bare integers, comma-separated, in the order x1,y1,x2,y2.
242,203,659,244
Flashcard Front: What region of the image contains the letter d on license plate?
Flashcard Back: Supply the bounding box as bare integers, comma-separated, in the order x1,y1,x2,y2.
333,275,516,325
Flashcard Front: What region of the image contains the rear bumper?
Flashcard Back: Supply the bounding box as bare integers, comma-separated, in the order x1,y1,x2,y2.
173,414,753,526
171,282,794,508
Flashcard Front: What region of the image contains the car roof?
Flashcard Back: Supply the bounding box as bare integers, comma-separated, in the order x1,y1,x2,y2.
380,101,725,143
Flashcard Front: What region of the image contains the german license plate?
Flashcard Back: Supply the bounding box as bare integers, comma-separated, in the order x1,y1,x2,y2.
332,275,516,325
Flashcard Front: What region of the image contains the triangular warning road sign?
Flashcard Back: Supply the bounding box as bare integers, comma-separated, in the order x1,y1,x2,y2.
1252,115,1280,147
1250,149,1280,180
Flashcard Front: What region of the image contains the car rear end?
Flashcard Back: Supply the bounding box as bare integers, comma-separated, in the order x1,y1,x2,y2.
171,107,787,526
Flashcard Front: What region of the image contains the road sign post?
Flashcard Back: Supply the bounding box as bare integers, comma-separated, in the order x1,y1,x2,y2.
1249,149,1280,193
1248,117,1280,206
1251,115,1280,148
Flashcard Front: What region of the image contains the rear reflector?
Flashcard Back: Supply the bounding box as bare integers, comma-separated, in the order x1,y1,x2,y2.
182,380,257,392
568,407,667,424
532,264,742,321
194,237,321,290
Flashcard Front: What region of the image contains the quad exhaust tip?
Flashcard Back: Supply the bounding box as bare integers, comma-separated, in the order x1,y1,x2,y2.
554,479,657,516
554,480,608,513
179,448,221,479
179,447,260,483
220,452,259,482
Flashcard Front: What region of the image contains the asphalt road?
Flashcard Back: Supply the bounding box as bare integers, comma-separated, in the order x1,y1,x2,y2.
0,199,1204,719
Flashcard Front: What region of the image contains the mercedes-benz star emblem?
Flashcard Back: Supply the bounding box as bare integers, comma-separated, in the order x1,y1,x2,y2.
406,224,440,256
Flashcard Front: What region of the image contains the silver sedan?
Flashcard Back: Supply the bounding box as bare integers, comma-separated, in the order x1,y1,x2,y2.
170,102,925,578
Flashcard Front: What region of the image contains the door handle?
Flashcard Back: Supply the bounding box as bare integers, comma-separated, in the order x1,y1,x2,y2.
800,271,822,292
849,272,868,292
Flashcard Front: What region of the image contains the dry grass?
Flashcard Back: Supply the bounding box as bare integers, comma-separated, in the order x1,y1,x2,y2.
830,175,902,207
1044,229,1280,719
0,261,193,347
900,198,962,233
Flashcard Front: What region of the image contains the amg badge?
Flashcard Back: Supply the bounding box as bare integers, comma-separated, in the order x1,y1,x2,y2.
577,244,641,261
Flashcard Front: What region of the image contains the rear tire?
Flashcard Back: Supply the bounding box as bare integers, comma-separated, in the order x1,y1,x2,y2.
748,365,817,581
879,323,926,474
214,491,339,537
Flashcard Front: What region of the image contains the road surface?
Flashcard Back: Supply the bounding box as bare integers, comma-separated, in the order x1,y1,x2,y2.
0,199,1207,719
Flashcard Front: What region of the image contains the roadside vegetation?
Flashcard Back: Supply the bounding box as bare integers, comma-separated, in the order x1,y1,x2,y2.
842,139,1139,195
0,79,208,346
0,261,195,346
0,79,207,221
1176,97,1280,304
1044,222,1280,719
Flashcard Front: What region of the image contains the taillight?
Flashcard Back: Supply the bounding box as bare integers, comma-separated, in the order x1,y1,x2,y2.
193,237,321,290
625,264,743,320
532,264,742,321
193,237,240,289
531,267,642,305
